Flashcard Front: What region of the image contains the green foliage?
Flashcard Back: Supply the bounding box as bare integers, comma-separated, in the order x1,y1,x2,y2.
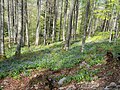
0,34,120,83
66,68,100,83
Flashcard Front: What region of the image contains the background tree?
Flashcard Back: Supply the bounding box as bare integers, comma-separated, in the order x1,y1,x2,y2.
35,0,41,46
0,0,5,58
43,0,47,45
63,0,68,42
15,0,24,56
52,0,57,42
81,0,90,52
64,0,76,50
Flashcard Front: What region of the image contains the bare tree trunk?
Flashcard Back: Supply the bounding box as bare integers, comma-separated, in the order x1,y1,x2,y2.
72,8,76,40
11,0,16,44
47,3,52,39
74,0,79,40
72,0,79,40
15,0,24,56
64,0,76,50
58,0,63,41
63,0,68,42
14,0,18,44
88,1,96,38
109,12,114,43
81,0,90,52
44,0,47,45
22,0,26,47
52,0,57,42
114,15,118,43
35,0,41,46
92,17,98,35
0,0,5,58
25,0,30,47
10,0,14,40
7,0,11,48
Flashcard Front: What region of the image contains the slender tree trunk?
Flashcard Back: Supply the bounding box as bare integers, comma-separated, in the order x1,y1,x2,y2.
11,0,16,43
114,15,118,43
52,0,57,42
109,12,114,43
92,17,98,34
15,0,24,56
88,1,96,38
81,0,90,52
74,0,79,40
72,0,79,40
47,4,52,39
58,0,63,41
72,7,76,40
25,0,30,47
7,0,11,48
10,0,14,40
44,0,47,45
35,0,41,46
101,18,106,32
22,0,26,47
87,16,93,38
0,0,5,58
14,0,18,44
63,0,68,42
64,0,76,50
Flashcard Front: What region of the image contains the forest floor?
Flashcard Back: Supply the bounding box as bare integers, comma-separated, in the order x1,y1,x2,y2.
0,33,120,90
0,60,120,90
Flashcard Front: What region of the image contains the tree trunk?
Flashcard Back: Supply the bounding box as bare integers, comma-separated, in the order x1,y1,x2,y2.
14,0,18,44
7,0,11,48
81,0,90,52
15,0,24,56
44,0,47,45
35,0,41,46
63,0,68,42
88,1,96,38
11,0,15,43
0,0,5,58
64,0,76,50
114,15,118,43
47,3,52,39
109,12,114,43
72,7,76,40
74,0,79,40
10,0,14,40
25,0,30,47
58,0,63,41
52,0,57,42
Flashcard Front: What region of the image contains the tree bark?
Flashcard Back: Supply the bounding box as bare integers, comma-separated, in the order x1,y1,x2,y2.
63,0,68,42
0,0,5,58
25,0,30,47
64,0,76,50
44,0,47,45
52,0,57,42
15,0,24,56
14,0,18,44
58,0,63,41
81,0,90,52
35,0,41,46
74,0,79,40
7,0,11,48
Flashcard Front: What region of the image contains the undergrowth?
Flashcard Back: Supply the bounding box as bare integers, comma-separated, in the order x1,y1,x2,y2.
0,32,120,83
